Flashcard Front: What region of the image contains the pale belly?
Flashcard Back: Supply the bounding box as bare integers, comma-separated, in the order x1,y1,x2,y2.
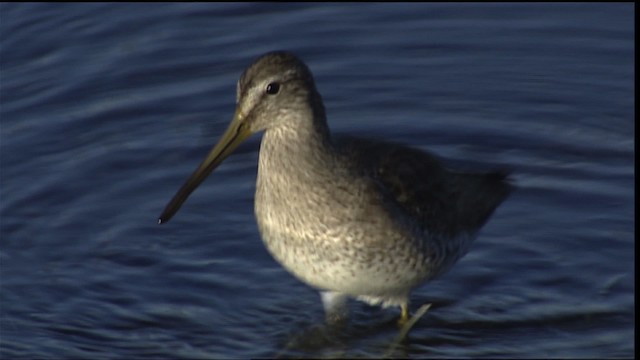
252,136,478,305
255,215,435,301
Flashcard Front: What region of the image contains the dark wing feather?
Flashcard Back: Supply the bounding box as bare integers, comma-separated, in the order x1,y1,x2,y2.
337,136,512,238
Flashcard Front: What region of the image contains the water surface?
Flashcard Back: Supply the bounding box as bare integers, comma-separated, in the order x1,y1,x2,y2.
0,3,634,358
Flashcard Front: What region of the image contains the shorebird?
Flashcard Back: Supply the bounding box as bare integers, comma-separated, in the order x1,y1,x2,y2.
158,51,512,325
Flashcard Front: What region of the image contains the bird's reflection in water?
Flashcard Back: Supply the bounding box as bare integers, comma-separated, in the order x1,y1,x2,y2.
274,302,431,358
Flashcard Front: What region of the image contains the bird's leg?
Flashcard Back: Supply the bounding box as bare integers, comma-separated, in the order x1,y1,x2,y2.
386,303,432,356
320,291,348,324
397,303,410,327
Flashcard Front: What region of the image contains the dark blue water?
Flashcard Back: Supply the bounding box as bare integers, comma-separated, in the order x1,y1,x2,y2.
0,3,634,358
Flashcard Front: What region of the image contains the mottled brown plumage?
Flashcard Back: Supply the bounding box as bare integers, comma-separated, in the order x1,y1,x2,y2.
159,51,512,323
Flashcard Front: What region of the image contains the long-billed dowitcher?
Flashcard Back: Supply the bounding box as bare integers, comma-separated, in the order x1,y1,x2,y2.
158,51,512,325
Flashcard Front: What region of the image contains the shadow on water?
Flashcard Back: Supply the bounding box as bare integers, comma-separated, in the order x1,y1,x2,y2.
272,303,433,358
274,315,399,358
269,293,628,358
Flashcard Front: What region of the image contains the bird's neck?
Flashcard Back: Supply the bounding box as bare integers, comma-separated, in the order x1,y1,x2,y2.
256,110,337,201
261,109,333,167
254,110,346,242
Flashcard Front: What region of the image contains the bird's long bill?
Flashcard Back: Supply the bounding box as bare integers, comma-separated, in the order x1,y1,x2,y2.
158,110,251,224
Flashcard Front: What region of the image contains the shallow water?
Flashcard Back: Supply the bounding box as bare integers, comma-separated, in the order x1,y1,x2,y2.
0,3,634,358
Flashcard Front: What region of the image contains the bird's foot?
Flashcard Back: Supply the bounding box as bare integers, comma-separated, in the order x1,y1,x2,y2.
397,303,431,331
385,303,432,356
397,303,411,327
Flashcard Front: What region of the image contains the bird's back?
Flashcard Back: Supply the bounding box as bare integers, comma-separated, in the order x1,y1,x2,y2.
336,136,513,239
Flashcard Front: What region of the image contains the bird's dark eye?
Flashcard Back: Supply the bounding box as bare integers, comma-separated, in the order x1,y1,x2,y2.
266,82,280,95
